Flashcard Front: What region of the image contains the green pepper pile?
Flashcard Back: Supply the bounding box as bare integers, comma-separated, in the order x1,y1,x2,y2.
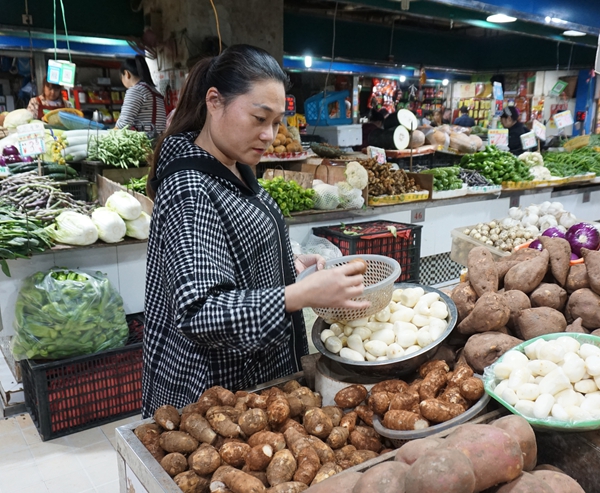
420,167,464,191
542,147,600,177
258,177,315,217
460,146,532,185
11,268,129,360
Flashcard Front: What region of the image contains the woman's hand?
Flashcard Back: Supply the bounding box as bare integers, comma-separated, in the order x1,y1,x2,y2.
285,261,370,312
294,254,326,274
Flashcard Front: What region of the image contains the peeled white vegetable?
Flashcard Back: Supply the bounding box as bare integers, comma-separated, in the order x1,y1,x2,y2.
329,323,343,336
413,300,430,316
339,347,365,362
367,321,393,333
514,400,536,418
494,380,509,397
364,340,388,358
391,289,404,302
533,394,555,419
508,368,533,390
537,342,565,364
551,403,570,420
555,388,582,408
429,323,445,341
527,360,558,377
516,383,540,401
376,356,389,361
386,343,405,359
563,360,586,384
393,321,418,333
339,335,348,347
574,379,598,394
581,393,600,413
494,363,514,380
347,334,366,357
370,329,395,345
395,329,418,349
539,368,571,396
412,314,430,328
375,306,391,322
405,345,421,355
399,287,425,308
557,336,580,354
346,317,369,328
429,301,448,320
580,343,600,359
416,328,433,348
325,336,343,354
524,339,545,360
320,329,335,343
390,306,415,323
502,388,519,406
352,327,371,341
503,350,529,369
585,355,600,376
365,352,377,362
344,325,354,337
419,292,440,307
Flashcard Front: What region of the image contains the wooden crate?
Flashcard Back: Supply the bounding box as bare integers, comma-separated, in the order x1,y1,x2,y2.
97,175,153,216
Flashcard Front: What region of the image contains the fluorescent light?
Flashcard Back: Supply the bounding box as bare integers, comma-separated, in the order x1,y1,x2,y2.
442,79,449,86
400,75,406,83
486,14,517,23
551,17,567,24
545,16,552,23
563,30,586,37
304,56,312,68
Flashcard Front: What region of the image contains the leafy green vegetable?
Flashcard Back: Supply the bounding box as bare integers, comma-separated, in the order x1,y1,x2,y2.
258,177,315,217
126,175,148,196
542,147,600,177
88,129,152,169
460,146,532,184
10,268,129,360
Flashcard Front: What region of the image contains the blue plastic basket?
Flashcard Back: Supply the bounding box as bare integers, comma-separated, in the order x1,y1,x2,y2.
59,112,105,131
304,91,352,126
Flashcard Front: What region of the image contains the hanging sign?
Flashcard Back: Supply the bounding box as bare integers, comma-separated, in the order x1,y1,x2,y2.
520,131,537,150
553,110,574,129
549,80,568,97
47,59,76,88
488,129,509,147
17,122,46,157
532,119,547,140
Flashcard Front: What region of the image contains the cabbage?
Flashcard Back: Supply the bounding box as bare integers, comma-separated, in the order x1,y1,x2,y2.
125,211,150,240
4,109,34,129
46,211,98,246
91,207,126,243
105,191,142,220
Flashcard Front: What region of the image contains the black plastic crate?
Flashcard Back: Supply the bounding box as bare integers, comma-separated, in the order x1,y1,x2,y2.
313,220,422,283
79,160,109,183
20,314,144,441
432,150,464,167
58,179,90,202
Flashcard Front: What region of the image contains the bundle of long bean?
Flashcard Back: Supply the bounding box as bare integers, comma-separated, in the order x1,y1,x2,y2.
0,205,53,276
0,172,96,224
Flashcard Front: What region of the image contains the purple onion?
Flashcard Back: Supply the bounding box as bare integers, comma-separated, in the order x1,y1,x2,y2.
5,154,22,164
542,227,566,239
2,145,20,157
0,156,5,166
21,156,33,163
566,222,600,257
571,253,580,261
529,239,543,251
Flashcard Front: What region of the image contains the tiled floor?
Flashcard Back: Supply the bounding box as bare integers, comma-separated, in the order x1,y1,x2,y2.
0,413,142,493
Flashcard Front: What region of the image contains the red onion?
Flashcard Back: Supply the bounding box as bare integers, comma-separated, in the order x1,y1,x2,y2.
566,223,600,257
571,253,580,261
529,239,543,251
542,227,566,239
2,145,20,156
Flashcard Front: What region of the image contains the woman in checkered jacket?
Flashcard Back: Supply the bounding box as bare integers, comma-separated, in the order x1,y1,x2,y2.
142,45,369,417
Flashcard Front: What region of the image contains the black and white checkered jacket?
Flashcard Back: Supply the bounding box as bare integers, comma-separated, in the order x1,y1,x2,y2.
142,132,308,417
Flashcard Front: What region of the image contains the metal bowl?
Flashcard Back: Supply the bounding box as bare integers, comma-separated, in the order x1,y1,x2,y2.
311,282,458,378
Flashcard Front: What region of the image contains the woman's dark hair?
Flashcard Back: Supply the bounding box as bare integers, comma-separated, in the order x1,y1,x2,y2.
148,44,289,198
120,55,155,87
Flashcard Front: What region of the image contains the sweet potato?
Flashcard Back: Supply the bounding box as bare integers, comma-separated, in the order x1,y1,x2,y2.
382,409,429,430
238,408,268,437
534,464,565,473
531,470,585,493
174,470,210,493
457,292,510,335
566,317,589,334
463,332,523,375
303,471,362,493
303,408,334,440
269,482,308,493
451,282,479,324
334,385,368,409
326,426,349,449
503,290,531,337
492,415,537,472
566,288,600,329
499,248,543,262
161,452,188,476
311,462,342,485
352,461,410,493
247,430,286,451
181,413,217,445
189,444,222,476
467,247,499,297
517,307,567,340
219,465,266,493
306,436,336,464
530,283,568,311
321,406,344,427
496,261,520,287
394,437,443,465
565,264,590,293
154,405,181,431
267,449,297,486
404,449,476,493
504,249,549,294
539,236,571,286
592,328,600,336
293,446,321,485
581,247,600,295
495,472,554,493
371,379,409,394
443,424,523,491
159,431,199,454
220,441,251,468
459,377,484,401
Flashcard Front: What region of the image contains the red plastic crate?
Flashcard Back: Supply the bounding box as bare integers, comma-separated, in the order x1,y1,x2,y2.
313,220,422,283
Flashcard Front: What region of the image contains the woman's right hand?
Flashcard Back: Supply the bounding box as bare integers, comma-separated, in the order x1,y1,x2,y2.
285,262,370,313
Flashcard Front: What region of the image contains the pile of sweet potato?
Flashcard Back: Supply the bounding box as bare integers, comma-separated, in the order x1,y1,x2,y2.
135,381,393,493
451,244,600,374
305,415,584,493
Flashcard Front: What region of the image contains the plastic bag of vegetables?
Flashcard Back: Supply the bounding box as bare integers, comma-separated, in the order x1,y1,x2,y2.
10,268,129,360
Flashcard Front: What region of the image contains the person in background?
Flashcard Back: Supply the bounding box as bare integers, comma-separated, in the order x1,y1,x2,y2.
501,106,527,156
454,106,475,127
117,55,167,133
431,109,444,127
355,108,385,150
26,81,72,120
142,45,369,417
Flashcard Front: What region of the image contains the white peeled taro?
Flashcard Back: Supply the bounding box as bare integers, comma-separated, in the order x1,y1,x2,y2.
395,329,418,349
494,380,509,397
329,323,343,336
538,368,572,396
514,400,536,418
405,345,421,355
321,329,335,343
533,393,555,419
391,289,404,303
420,292,440,307
399,287,425,308
502,387,519,406
376,356,389,361
585,355,600,376
516,383,540,401
344,325,354,337
340,347,365,362
386,343,405,359
562,357,586,384
429,301,448,320
564,405,586,420
534,376,544,384
413,300,430,316
339,335,348,347
503,350,530,370
581,393,600,414
325,336,343,354
365,352,377,362
370,329,395,346
527,360,558,377
393,321,418,333
388,301,399,313
494,363,514,380
551,403,570,421
367,321,393,333
429,322,446,341
538,342,565,364
352,327,372,341
346,317,369,328
390,306,414,323
574,379,598,394
375,306,391,322
525,339,545,360
555,388,582,408
557,336,580,354
347,334,366,357
412,314,430,328
508,368,533,390
416,328,433,348
579,343,600,360
364,340,388,358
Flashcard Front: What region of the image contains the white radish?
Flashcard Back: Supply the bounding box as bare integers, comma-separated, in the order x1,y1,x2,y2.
320,329,335,343
391,289,404,302
533,394,555,419
412,314,430,328
405,345,421,355
429,301,448,320
370,329,395,346
347,334,366,357
538,368,571,396
364,340,388,358
325,336,343,354
386,343,405,359
579,343,600,359
585,355,600,376
574,379,598,394
352,327,371,341
390,306,415,323
527,360,558,377
399,287,425,308
416,328,433,348
514,400,536,418
396,330,418,349
502,388,518,406
508,368,533,390
516,383,540,401
375,306,391,322
339,347,365,362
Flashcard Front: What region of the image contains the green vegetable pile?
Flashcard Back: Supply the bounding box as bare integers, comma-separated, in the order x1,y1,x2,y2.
542,147,600,177
126,175,148,196
11,268,129,360
88,129,152,169
258,177,315,217
460,146,532,184
0,205,53,277
420,167,464,191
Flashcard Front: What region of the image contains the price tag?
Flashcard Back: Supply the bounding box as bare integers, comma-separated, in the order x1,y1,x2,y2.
549,80,568,97
367,146,386,165
532,120,547,140
488,129,509,147
520,131,537,149
411,208,425,223
47,59,76,88
17,122,46,157
553,110,574,129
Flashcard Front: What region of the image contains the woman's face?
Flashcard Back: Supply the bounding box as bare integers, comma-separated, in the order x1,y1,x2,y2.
208,80,286,165
501,116,515,128
433,112,442,123
44,84,62,101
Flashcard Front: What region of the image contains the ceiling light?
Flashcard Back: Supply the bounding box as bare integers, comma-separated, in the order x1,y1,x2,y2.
551,17,567,24
442,79,449,86
400,75,406,83
486,14,517,23
304,55,312,68
563,30,586,37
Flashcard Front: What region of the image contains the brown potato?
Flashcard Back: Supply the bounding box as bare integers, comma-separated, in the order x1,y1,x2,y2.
306,436,336,464
219,441,251,468
310,462,342,486
370,379,409,394
459,377,484,401
181,413,217,445
354,405,374,427
419,399,463,423
173,470,209,493
267,449,297,486
293,446,321,485
326,426,349,449
321,406,343,427
247,430,287,451
245,444,274,471
367,392,391,415
339,411,357,434
517,307,567,340
382,410,429,431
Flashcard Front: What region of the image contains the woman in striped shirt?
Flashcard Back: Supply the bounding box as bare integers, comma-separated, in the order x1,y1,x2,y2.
116,55,167,134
